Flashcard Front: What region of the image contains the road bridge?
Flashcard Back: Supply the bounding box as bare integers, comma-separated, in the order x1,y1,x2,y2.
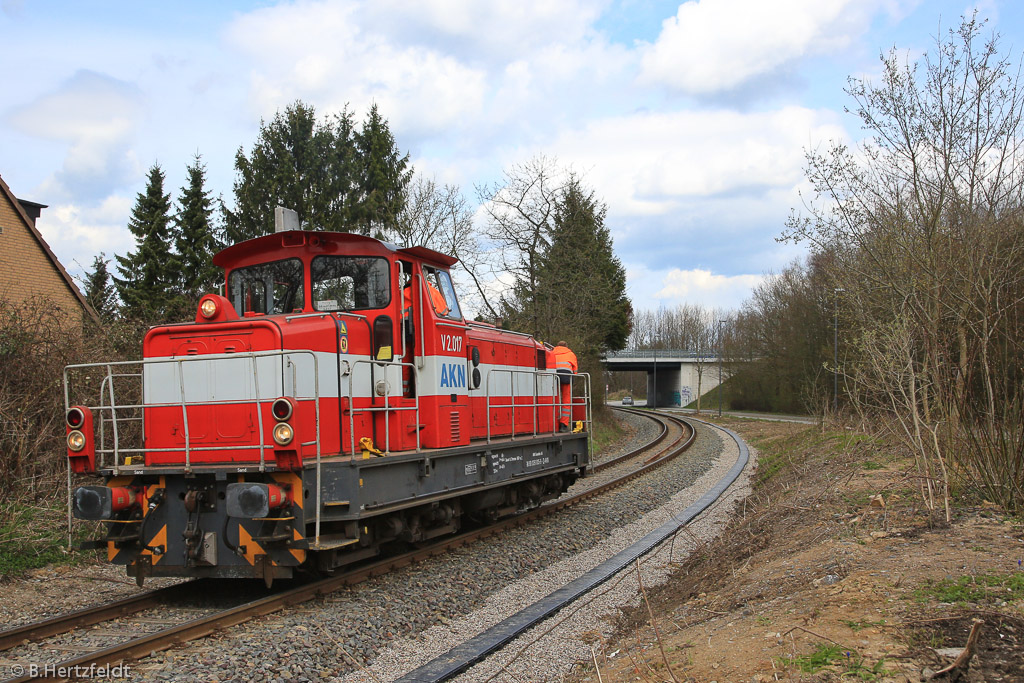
604,349,724,408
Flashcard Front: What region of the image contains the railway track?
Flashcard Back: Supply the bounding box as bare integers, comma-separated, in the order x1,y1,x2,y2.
397,412,750,682
0,409,692,683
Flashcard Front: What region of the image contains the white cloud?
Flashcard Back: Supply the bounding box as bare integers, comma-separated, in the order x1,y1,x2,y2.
6,70,144,200
225,1,489,136
624,263,764,312
655,268,763,308
640,0,902,94
223,0,633,149
38,195,135,278
359,0,607,61
549,106,846,216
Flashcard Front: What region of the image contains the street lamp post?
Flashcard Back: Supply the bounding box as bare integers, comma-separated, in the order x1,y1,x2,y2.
718,319,725,417
833,288,844,414
652,345,657,409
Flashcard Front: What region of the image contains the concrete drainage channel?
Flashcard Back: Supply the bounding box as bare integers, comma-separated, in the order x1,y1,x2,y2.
395,416,751,682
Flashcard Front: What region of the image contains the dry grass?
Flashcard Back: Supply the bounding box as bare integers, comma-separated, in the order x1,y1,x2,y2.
0,297,131,578
572,416,1024,682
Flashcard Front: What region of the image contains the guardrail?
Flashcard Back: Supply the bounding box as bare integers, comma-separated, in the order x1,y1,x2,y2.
604,349,717,360
63,350,323,475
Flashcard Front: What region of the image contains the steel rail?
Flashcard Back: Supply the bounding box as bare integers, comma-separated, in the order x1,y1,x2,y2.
0,582,199,652
590,406,670,472
398,413,749,682
2,410,686,683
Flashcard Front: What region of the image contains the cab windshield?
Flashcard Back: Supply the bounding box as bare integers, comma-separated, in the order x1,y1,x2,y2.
311,256,391,311
228,258,304,315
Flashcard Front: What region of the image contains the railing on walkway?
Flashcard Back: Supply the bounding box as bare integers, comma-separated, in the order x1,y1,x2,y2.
63,350,323,475
64,350,595,546
604,349,717,360
483,370,592,458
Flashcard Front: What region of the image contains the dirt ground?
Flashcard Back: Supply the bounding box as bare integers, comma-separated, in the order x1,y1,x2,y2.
574,417,1024,683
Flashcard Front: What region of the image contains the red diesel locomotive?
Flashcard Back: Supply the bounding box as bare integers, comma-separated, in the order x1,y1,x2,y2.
64,227,591,584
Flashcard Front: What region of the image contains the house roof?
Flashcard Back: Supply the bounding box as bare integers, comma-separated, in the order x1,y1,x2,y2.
0,173,100,324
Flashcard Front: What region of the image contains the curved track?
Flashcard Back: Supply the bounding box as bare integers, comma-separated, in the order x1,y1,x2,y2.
395,412,750,682
0,409,690,683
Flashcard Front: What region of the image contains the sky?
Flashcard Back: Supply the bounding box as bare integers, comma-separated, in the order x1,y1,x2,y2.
2,0,1022,317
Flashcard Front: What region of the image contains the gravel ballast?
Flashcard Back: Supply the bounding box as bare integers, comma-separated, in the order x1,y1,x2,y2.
148,413,742,682
343,418,753,682
1,412,752,683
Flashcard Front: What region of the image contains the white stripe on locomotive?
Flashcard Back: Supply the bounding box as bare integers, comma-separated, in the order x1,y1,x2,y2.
142,353,558,405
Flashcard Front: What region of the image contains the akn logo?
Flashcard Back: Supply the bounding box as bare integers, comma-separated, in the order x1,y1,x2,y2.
439,363,466,388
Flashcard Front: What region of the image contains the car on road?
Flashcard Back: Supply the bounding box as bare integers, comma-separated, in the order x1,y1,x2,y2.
621,395,634,405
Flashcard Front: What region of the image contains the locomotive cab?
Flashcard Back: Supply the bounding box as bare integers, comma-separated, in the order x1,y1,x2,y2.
64,229,590,583
143,230,471,460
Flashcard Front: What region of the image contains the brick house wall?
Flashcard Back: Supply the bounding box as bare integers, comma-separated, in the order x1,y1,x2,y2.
0,174,97,326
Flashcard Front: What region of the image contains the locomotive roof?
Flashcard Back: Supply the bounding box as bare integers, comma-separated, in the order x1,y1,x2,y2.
212,230,459,268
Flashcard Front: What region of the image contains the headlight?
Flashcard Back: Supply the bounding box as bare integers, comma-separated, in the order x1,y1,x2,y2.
67,430,86,452
272,422,294,446
199,297,219,318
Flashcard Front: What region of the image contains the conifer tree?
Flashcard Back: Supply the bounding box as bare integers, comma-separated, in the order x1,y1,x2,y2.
352,103,412,237
114,164,179,321
532,176,631,360
227,100,412,241
226,101,363,241
82,253,115,320
175,154,221,305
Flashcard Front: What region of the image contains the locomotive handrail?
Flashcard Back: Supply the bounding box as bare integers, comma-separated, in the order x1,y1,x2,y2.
344,358,420,457
333,357,420,549
103,366,126,470
250,355,264,472
483,369,561,443
572,371,595,456
481,369,591,447
580,372,594,458
532,370,560,437
398,260,409,361
176,361,191,471
63,349,324,475
416,273,426,370
284,311,369,323
96,370,143,472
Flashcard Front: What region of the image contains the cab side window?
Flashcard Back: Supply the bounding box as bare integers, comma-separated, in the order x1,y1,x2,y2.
430,269,462,320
